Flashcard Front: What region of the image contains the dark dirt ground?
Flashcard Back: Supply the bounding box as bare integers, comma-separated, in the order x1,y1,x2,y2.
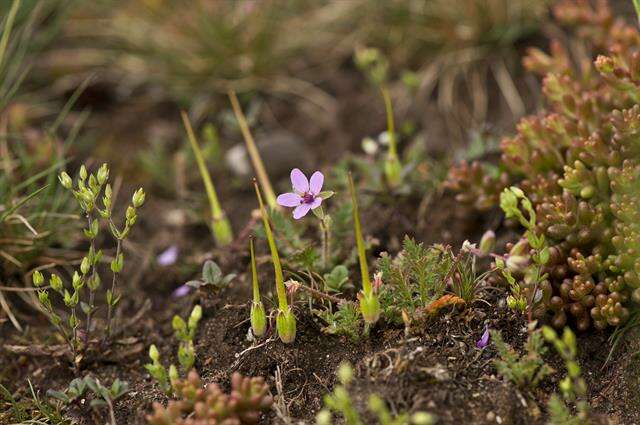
2,188,640,424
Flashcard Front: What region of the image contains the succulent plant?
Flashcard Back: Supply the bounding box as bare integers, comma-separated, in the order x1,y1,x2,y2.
447,0,640,330
146,371,273,425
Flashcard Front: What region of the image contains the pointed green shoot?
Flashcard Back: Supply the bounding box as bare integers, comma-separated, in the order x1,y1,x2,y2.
181,111,233,246
254,180,296,343
253,180,287,310
634,0,640,24
229,90,277,209
348,173,371,294
380,86,402,187
348,173,381,324
249,236,266,337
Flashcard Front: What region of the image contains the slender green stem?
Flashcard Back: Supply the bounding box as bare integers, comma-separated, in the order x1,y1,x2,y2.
253,180,287,311
105,238,121,338
181,111,233,246
85,215,96,341
320,217,330,270
229,91,277,209
250,237,260,303
380,85,398,159
348,173,371,295
71,307,78,347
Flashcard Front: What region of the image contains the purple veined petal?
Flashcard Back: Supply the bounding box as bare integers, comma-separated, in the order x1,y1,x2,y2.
171,284,192,298
309,171,324,194
292,203,312,219
310,197,322,209
157,245,179,266
290,168,309,194
476,325,490,349
277,192,302,207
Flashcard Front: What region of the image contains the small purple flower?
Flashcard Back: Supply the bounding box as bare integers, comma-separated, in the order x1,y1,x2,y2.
476,325,490,349
157,245,179,267
171,284,192,298
277,168,324,219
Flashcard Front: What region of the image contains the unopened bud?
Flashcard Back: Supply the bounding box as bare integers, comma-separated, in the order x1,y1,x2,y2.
359,291,381,324
81,257,91,275
251,301,267,337
132,188,146,208
479,230,496,255
97,163,109,185
276,307,296,344
32,271,44,286
58,172,72,189
149,344,160,362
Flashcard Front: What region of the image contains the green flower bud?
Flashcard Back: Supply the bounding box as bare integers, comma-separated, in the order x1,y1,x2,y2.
126,206,136,221
87,273,101,291
188,305,202,332
72,272,83,290
337,362,353,385
111,253,124,273
172,315,186,333
276,307,296,344
149,344,160,362
58,172,73,189
80,257,91,275
316,409,332,425
50,274,63,293
63,289,77,307
411,412,437,425
384,155,402,188
359,291,381,324
479,230,496,255
250,301,267,337
168,364,178,383
132,188,146,208
38,290,50,306
79,165,88,181
97,163,109,185
32,271,44,287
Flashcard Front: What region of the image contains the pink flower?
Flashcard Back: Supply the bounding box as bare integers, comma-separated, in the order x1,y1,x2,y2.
277,168,324,219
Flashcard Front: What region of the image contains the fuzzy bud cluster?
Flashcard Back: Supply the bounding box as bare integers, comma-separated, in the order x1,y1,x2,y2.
447,0,640,329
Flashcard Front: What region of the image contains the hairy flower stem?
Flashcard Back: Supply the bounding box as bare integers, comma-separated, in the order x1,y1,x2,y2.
229,90,277,209
380,85,401,187
181,111,233,246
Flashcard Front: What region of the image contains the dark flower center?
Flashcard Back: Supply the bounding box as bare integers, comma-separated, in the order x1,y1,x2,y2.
301,192,315,204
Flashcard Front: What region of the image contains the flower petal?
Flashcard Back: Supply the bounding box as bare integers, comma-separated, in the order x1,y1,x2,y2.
309,171,324,194
290,168,309,193
277,192,302,207
171,284,192,298
292,203,312,219
476,326,490,349
157,245,179,266
310,197,322,209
